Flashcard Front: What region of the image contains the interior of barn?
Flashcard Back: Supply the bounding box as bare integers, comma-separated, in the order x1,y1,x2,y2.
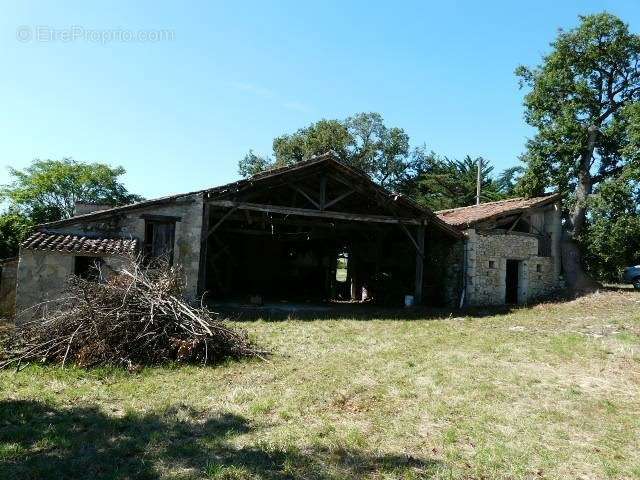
199,155,462,310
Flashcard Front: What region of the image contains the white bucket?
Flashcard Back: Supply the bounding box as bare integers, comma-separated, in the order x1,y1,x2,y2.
404,295,414,307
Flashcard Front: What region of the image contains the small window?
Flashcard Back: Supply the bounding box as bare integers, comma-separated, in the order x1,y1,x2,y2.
536,264,542,273
74,256,104,281
144,220,176,264
488,260,496,269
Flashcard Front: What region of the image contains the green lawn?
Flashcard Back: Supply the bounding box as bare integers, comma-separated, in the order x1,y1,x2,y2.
1,291,639,479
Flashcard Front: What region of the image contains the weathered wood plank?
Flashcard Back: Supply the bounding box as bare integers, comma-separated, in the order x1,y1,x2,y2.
207,200,422,225
324,189,355,209
205,207,238,238
288,183,320,209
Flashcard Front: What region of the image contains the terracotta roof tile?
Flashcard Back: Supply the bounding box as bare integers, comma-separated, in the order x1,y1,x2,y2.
21,231,138,256
435,194,560,228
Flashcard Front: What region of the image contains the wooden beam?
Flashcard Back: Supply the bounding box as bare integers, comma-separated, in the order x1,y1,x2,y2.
507,213,524,233
205,207,238,239
288,183,320,209
399,223,425,259
319,175,327,210
414,223,425,305
324,189,355,209
207,200,422,225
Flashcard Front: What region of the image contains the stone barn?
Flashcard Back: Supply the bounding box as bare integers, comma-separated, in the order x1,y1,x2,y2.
436,195,563,306
13,153,466,316
8,153,565,316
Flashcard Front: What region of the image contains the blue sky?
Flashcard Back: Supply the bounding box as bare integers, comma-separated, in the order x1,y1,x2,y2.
1,1,639,199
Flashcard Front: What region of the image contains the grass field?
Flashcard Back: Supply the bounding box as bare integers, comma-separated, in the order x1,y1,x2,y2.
1,291,639,479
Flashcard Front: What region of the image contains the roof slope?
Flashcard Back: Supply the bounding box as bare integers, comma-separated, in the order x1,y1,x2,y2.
37,152,463,238
436,194,560,228
22,231,138,256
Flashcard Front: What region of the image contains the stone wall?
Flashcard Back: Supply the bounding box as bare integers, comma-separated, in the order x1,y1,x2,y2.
15,193,204,316
442,240,464,307
0,259,18,317
15,251,131,320
464,229,560,306
46,193,204,301
16,250,74,315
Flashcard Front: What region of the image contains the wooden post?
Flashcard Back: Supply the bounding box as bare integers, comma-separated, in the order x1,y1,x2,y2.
476,157,482,205
350,249,360,301
414,223,425,305
319,175,327,210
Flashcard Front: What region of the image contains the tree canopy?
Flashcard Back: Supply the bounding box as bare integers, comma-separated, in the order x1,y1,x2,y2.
1,158,143,223
516,12,640,284
240,112,514,211
0,158,142,258
239,113,412,189
398,151,509,211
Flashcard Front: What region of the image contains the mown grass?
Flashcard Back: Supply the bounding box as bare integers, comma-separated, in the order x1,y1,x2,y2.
1,291,639,479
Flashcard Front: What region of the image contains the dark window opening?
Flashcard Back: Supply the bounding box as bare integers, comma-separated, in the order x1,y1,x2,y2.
538,234,552,257
488,260,495,269
144,220,176,264
74,256,104,281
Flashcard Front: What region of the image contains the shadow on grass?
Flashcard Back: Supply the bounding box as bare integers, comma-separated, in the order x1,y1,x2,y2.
0,400,442,479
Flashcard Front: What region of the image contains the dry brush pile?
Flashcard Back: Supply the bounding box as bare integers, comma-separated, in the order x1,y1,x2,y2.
0,260,266,370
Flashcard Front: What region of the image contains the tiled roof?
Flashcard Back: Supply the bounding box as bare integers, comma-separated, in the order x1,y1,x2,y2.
21,231,138,255
435,194,560,228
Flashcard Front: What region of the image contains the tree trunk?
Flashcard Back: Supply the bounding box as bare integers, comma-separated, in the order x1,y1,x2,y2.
563,125,600,293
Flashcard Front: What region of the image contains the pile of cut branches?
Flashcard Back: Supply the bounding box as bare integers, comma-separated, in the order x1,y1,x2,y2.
0,260,266,370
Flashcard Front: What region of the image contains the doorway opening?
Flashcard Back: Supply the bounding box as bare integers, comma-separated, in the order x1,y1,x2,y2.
505,259,520,304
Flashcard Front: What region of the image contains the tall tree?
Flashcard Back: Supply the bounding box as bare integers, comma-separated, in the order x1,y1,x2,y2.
0,211,32,259
516,13,640,289
1,158,143,223
0,158,143,258
239,113,411,188
496,166,525,196
582,172,640,281
238,150,272,178
273,119,352,166
400,152,504,211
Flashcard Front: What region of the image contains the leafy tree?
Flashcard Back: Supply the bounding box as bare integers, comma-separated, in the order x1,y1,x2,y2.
239,113,411,188
1,158,143,222
344,113,410,186
402,153,504,211
0,158,142,258
238,150,272,178
515,13,640,287
273,119,352,167
0,211,33,259
582,173,640,281
496,166,525,196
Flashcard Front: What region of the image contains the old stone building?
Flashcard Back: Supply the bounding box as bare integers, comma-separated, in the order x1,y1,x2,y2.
436,195,563,306
7,154,563,316
12,153,464,316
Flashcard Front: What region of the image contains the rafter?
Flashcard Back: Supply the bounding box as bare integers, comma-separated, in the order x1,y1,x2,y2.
207,200,422,225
